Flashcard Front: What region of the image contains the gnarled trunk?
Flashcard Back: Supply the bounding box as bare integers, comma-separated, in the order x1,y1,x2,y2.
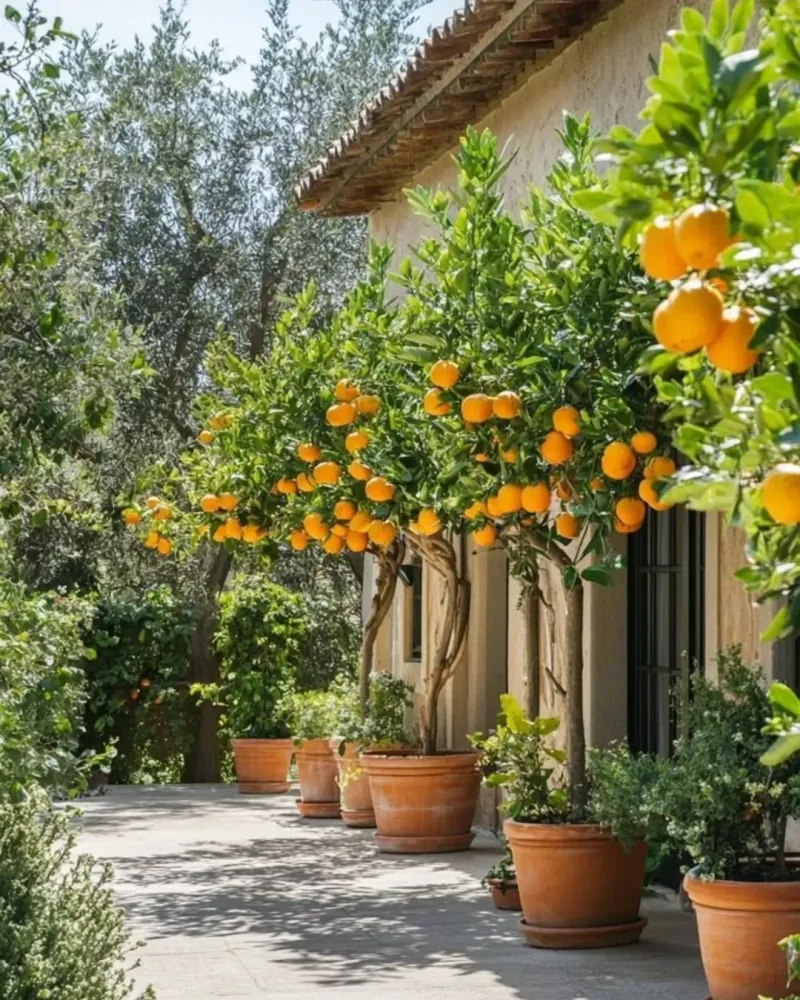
359,539,405,715
408,533,470,757
563,576,586,818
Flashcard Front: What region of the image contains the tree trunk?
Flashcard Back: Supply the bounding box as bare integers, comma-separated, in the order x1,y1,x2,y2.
359,540,404,715
182,547,232,783
563,576,586,819
521,588,540,720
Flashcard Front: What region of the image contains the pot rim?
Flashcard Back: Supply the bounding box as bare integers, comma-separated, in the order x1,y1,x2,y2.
360,749,481,776
295,737,336,754
230,737,293,748
684,870,800,910
504,819,625,844
487,877,518,889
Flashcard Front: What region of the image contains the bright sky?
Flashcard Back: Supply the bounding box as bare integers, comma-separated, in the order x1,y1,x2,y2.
28,0,460,87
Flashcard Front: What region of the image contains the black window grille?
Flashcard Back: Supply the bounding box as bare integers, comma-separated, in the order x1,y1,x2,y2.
628,508,705,756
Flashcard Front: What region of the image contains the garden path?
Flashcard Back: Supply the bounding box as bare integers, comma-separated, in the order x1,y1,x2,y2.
79,784,708,1000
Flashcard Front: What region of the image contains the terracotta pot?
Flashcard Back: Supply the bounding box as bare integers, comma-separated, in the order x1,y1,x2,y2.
487,879,521,912
360,751,481,853
330,740,376,828
231,738,293,794
685,872,800,1000
504,820,648,949
295,738,340,819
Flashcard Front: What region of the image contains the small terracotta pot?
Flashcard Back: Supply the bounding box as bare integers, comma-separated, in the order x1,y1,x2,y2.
504,820,648,949
361,751,481,853
685,872,800,1000
295,738,340,819
330,740,376,828
487,879,521,912
231,738,293,794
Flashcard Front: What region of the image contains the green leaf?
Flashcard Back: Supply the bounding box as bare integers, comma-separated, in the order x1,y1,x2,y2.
762,605,792,642
715,49,763,104
681,7,706,33
708,0,729,41
730,0,754,35
500,693,527,734
581,566,612,586
751,372,794,404
769,682,800,719
761,733,800,768
42,63,60,79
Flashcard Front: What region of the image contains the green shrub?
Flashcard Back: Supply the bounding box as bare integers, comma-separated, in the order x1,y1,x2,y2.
0,794,153,1000
334,672,415,748
281,686,344,741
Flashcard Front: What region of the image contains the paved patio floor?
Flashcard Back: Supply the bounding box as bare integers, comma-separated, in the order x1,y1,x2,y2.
78,784,709,999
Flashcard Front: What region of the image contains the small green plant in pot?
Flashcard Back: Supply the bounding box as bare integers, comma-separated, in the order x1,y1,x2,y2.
657,647,800,1000
470,694,661,949
482,847,520,912
282,686,344,819
332,672,414,828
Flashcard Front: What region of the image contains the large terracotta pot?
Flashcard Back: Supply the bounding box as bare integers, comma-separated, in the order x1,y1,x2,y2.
361,751,481,853
685,872,800,1000
231,738,293,794
295,738,340,818
330,740,376,828
504,820,648,949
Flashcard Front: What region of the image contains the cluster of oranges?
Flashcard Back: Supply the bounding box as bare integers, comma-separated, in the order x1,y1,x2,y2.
197,493,267,544
290,503,398,555
640,204,761,374
325,378,381,428
123,496,175,556
423,360,524,428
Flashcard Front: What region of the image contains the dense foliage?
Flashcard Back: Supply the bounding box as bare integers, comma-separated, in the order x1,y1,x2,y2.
334,671,415,748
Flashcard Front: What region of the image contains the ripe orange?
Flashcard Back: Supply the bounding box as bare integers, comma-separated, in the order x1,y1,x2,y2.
473,523,497,548
145,496,160,509
493,391,522,420
123,509,141,526
631,431,657,455
553,405,581,438
497,483,523,514
675,203,731,271
197,430,214,446
355,394,380,415
153,503,172,521
346,530,369,552
276,478,297,495
322,534,344,555
290,529,309,552
144,530,160,549
297,442,321,463
423,388,451,416
615,518,643,535
464,500,488,520
554,479,573,502
540,431,574,465
521,483,550,514
242,523,263,544
367,520,397,547
224,517,242,540
408,520,421,535
348,460,373,481
365,476,396,503
335,378,359,402
334,500,357,522
345,429,369,453
430,360,460,389
601,442,636,480
486,495,503,519
556,513,580,539
303,513,328,540
474,453,490,463
296,472,316,493
653,280,724,354
218,493,238,511
639,478,671,512
706,305,761,374
418,508,442,536
501,447,518,463
209,415,223,431
327,401,357,427
762,464,800,525
349,511,373,533
331,523,349,538
314,461,341,486
590,477,605,492
644,456,676,481
639,216,688,282
461,393,493,424
616,496,646,527
200,494,220,513
212,523,228,543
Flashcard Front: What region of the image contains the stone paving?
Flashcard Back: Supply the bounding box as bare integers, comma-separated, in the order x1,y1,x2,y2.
78,784,709,999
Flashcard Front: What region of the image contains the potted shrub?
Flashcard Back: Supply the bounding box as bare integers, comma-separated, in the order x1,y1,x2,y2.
282,687,342,818
195,574,306,794
657,648,800,1000
482,848,520,912
471,694,661,948
332,671,414,828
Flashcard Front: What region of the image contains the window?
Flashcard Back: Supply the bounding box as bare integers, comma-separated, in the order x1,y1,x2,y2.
628,508,705,756
401,561,423,663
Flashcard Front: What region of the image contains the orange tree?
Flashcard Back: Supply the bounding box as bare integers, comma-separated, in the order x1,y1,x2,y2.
390,121,669,813
580,0,800,638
